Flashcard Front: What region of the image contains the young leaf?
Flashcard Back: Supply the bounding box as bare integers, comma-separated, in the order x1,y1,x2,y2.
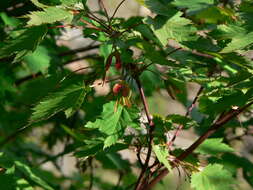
85,101,140,148
191,164,235,190
196,138,234,156
30,84,89,122
153,144,171,171
26,7,73,26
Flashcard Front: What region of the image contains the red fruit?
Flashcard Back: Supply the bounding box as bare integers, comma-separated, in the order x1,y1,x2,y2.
113,83,123,94
113,83,130,97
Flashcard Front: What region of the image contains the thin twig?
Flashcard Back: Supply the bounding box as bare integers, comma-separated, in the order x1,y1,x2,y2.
98,0,111,25
88,158,94,190
115,171,124,189
168,47,182,56
0,124,30,148
145,100,253,190
136,78,153,125
137,147,144,167
59,66,94,84
167,86,204,148
111,0,127,19
86,12,111,32
134,77,155,190
80,18,103,31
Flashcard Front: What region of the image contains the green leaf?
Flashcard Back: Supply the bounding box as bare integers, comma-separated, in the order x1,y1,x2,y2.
191,164,235,190
15,161,54,190
26,7,73,26
221,32,253,53
144,0,175,17
196,138,234,156
211,24,253,53
60,0,83,7
96,152,131,171
0,26,47,61
166,114,198,129
86,101,140,148
194,6,235,24
30,84,89,122
153,145,171,171
23,46,51,74
16,178,34,190
30,0,49,8
172,0,214,15
147,12,197,46
0,166,16,190
0,12,20,27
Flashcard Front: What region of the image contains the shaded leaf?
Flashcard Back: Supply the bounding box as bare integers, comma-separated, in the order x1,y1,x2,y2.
147,12,198,46
172,0,214,15
30,84,89,122
0,26,47,61
15,161,54,190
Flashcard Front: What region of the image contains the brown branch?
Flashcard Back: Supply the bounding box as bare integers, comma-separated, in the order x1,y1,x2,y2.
80,18,103,31
134,77,155,190
145,100,253,190
136,78,153,125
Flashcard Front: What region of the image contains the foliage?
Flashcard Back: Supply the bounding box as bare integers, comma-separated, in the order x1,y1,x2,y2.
1,0,253,190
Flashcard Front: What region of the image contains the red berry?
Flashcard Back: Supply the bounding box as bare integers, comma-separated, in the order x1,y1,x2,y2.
115,52,122,70
112,83,130,97
113,83,123,94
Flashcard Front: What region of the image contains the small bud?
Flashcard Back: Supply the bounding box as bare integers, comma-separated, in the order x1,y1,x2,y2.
115,61,122,70
105,53,114,71
122,85,130,97
115,51,122,70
